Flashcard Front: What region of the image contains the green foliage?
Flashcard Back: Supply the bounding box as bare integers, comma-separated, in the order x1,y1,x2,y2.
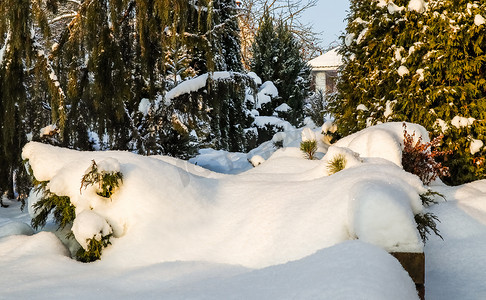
251,10,311,126
76,234,112,263
80,160,123,198
327,154,347,175
273,140,284,149
415,189,445,244
330,0,486,185
0,0,250,177
300,140,318,160
420,189,446,207
415,212,443,244
31,187,75,230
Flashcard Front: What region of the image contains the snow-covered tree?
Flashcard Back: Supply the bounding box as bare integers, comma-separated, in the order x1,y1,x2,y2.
251,11,311,126
330,0,486,185
0,0,59,198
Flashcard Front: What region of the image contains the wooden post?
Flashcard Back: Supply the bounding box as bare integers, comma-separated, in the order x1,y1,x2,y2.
390,252,425,300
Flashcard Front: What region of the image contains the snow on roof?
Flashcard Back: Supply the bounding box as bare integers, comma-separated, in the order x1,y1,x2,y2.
308,48,343,69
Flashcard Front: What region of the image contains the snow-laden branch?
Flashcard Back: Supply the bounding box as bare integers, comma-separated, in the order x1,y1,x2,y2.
49,12,78,24
31,35,67,128
0,31,10,68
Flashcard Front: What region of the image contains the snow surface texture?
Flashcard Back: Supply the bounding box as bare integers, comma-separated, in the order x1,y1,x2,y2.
2,122,486,298
20,123,425,267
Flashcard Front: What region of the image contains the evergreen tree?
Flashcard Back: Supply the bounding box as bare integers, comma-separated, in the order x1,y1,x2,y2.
0,0,254,197
250,11,310,126
330,0,486,185
0,0,54,198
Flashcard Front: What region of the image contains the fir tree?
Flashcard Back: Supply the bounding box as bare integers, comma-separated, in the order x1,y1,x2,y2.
0,0,54,198
330,0,486,185
250,10,310,126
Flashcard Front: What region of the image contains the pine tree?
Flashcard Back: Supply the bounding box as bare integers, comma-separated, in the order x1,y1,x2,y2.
250,10,310,126
330,0,486,185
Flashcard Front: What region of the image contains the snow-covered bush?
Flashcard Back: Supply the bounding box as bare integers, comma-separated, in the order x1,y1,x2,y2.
24,154,125,262
73,211,113,262
80,159,123,198
31,191,75,231
29,178,75,231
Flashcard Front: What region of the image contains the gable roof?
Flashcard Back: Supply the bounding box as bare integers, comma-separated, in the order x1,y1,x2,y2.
308,48,343,70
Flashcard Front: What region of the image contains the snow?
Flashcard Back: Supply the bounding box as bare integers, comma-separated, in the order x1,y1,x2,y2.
470,138,483,155
252,116,294,132
247,71,262,85
434,118,449,132
475,14,485,26
394,47,403,62
164,71,233,103
0,221,34,238
357,104,368,111
349,180,423,252
408,0,426,13
301,127,316,142
308,48,343,69
96,157,121,173
334,122,429,167
39,124,57,137
189,149,252,174
138,98,151,116
275,103,291,112
451,116,475,128
356,28,369,44
0,32,10,66
4,122,486,298
322,120,337,134
384,100,396,118
416,68,425,81
375,0,387,8
388,3,404,14
256,81,278,107
345,33,355,47
249,155,265,167
72,210,113,250
398,65,410,77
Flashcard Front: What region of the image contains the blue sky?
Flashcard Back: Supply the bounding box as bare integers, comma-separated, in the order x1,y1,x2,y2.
302,0,350,49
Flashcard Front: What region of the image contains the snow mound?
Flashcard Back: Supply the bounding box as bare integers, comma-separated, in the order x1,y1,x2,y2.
0,222,34,238
349,181,422,252
189,148,252,174
334,122,429,167
0,232,70,261
21,122,428,268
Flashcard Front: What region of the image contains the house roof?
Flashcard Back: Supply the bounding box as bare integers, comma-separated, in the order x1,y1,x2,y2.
308,48,343,70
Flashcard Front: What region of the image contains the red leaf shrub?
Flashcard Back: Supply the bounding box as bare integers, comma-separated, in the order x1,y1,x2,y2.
402,124,451,185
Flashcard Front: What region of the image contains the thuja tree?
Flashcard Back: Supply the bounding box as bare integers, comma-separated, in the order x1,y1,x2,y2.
251,10,311,126
329,0,486,185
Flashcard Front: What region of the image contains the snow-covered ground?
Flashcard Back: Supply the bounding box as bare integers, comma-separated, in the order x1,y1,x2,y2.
1,122,486,299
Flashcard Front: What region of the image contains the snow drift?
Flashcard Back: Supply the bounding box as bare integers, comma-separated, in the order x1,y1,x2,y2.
21,122,427,269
